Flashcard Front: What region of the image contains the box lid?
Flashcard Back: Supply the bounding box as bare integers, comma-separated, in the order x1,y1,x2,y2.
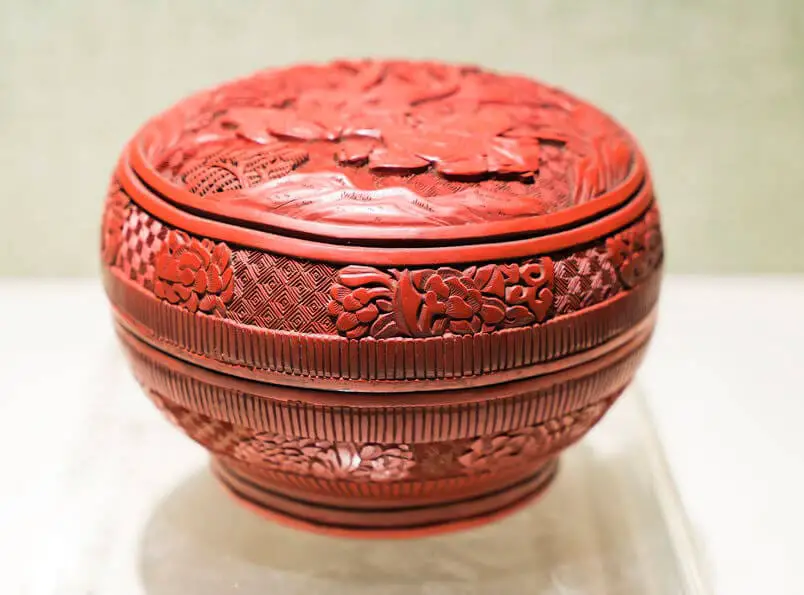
120,60,650,265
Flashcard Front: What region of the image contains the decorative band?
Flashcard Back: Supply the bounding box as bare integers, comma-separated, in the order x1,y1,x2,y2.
119,322,648,442
212,457,558,532
120,154,653,265
106,266,660,389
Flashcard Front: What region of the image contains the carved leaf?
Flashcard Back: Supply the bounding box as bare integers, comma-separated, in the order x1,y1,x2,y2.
219,268,234,303
436,156,487,177
506,285,526,302
480,298,506,324
445,295,474,319
211,243,230,270
369,147,430,170
185,292,199,314
338,266,394,288
341,294,363,312
375,299,393,313
431,317,448,336
335,137,376,164
178,251,202,270
369,313,400,338
330,284,350,300
411,269,437,289
505,305,535,325
486,137,540,174
356,304,379,323
472,264,495,290
346,325,369,339
198,294,217,313
336,312,360,331
206,266,223,293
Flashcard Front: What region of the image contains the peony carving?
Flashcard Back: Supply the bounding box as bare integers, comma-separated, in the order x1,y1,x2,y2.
607,207,662,288
215,63,545,180
234,433,415,482
328,259,554,339
327,267,395,339
154,231,234,316
458,400,610,472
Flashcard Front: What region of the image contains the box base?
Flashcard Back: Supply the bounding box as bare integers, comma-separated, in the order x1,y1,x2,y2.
211,457,559,539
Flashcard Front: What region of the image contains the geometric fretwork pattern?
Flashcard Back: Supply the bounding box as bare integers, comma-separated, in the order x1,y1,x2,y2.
228,249,338,333
116,204,170,291
552,245,623,316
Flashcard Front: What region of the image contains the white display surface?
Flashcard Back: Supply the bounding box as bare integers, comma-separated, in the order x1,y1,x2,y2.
2,277,801,594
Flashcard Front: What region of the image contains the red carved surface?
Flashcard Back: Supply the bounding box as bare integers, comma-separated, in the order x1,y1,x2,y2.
100,179,130,266
101,59,664,536
328,259,553,339
552,246,622,315
129,60,639,243
228,249,337,334
149,387,612,486
115,203,169,290
607,205,663,288
107,186,657,344
153,231,234,316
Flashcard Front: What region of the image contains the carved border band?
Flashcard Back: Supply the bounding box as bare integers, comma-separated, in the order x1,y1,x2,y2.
108,266,659,386
120,320,647,443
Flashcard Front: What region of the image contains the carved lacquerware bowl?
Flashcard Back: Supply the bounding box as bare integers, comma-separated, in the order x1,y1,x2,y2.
101,60,663,536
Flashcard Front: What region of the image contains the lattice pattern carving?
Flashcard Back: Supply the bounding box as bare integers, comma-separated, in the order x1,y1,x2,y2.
552,246,622,315
228,249,338,333
116,204,169,290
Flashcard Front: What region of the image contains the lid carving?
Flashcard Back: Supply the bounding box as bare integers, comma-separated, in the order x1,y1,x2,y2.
131,60,639,240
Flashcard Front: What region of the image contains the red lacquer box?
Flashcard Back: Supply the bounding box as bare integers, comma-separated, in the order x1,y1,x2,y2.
101,60,663,536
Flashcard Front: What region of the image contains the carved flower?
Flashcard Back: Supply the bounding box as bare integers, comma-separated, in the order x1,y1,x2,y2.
235,433,415,482
469,261,554,328
417,442,467,478
154,231,234,316
235,433,328,475
499,260,554,325
458,428,542,472
416,268,485,335
327,259,556,339
327,266,396,339
458,401,611,473
218,69,542,180
607,208,662,288
540,400,609,446
335,104,541,179
403,263,553,336
350,444,415,481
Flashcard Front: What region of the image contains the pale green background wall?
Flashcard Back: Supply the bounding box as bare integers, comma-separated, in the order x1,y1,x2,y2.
2,0,803,276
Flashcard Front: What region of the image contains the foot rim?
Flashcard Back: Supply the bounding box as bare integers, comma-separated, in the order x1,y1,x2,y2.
212,457,559,539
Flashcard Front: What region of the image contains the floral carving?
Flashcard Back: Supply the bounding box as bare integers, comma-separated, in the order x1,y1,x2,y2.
332,106,541,179
458,400,610,472
101,181,130,265
416,442,469,478
327,266,395,339
234,432,414,482
154,231,234,316
458,429,540,471
413,268,489,335
151,61,639,229
214,63,545,181
327,259,554,338
607,207,663,288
